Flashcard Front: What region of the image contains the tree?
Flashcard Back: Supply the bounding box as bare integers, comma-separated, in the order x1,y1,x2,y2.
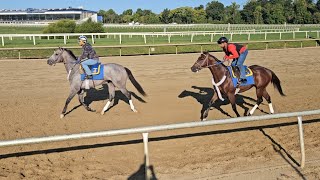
160,8,171,24
254,6,264,24
317,0,320,11
193,8,207,23
263,3,286,24
99,9,119,23
294,0,312,24
195,5,204,10
169,7,194,24
241,0,260,24
224,2,242,24
283,0,295,23
314,12,320,23
206,1,224,23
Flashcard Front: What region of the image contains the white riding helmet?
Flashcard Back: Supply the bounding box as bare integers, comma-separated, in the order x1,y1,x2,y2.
78,35,87,43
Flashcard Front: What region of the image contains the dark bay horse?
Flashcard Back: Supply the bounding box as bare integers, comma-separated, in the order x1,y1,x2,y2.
47,47,147,118
191,51,285,120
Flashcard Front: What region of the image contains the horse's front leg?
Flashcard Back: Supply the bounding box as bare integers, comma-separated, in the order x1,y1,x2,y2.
78,89,95,112
227,92,240,117
202,91,219,121
60,90,77,119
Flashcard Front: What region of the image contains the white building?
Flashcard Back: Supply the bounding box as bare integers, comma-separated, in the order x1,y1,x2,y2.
0,7,98,24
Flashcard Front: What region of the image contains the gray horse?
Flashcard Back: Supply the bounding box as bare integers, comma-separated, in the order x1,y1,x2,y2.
47,47,147,118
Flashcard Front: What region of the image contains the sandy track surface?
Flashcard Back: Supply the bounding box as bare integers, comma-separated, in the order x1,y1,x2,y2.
0,48,320,179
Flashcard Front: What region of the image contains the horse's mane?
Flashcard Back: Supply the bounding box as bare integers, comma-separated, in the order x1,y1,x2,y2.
62,48,77,60
206,52,227,68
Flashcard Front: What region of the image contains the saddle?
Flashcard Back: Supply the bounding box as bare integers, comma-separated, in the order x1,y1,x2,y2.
227,66,254,87
80,63,104,81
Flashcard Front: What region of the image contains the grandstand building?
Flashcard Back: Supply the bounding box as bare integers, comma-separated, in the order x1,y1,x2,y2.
0,7,99,24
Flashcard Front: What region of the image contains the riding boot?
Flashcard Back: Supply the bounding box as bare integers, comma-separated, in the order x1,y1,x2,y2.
86,75,93,79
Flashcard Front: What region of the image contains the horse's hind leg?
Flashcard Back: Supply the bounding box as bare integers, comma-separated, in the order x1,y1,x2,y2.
78,89,95,112
248,88,264,116
262,89,274,114
101,82,115,115
120,88,137,112
227,93,240,117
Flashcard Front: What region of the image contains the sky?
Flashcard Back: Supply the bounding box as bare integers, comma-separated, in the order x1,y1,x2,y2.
0,0,247,14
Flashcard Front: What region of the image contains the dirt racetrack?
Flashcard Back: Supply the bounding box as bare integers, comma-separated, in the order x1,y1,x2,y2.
0,48,320,180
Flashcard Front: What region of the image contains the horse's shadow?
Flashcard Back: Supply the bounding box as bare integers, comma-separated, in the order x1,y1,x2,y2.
178,86,268,119
66,84,146,114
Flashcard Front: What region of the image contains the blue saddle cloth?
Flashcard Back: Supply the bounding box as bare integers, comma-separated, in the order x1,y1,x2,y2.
227,66,255,87
80,63,104,81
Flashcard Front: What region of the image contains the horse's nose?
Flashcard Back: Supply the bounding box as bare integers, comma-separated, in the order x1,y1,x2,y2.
191,66,197,72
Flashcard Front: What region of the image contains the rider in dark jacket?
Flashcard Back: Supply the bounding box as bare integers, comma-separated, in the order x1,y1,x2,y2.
78,35,99,79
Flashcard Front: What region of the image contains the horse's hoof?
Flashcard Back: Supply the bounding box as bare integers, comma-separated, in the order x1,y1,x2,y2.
100,111,105,115
132,109,138,113
91,109,96,112
60,114,65,119
201,118,207,121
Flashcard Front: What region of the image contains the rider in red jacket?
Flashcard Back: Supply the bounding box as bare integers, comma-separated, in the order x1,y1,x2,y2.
217,37,249,84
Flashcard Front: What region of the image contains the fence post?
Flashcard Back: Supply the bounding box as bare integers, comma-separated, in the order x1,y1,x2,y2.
64,35,67,45
247,33,250,41
191,33,194,43
297,116,305,168
168,35,171,43
119,47,122,56
175,45,178,54
119,34,122,44
279,32,282,40
148,46,151,55
265,42,268,50
1,36,4,46
91,35,95,44
317,31,319,38
144,35,147,44
33,36,36,45
18,50,21,60
142,133,151,180
265,32,267,40
201,45,203,53
293,32,295,39
210,34,213,42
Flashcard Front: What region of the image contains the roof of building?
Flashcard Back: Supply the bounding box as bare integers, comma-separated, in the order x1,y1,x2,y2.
0,7,96,14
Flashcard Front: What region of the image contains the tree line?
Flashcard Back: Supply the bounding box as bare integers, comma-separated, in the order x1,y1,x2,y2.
98,0,320,24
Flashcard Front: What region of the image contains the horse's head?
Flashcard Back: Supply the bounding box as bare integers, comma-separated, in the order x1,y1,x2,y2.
47,48,65,66
47,47,77,66
191,51,215,72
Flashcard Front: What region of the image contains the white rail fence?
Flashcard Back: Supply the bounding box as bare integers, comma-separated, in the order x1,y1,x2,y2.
1,30,319,47
1,109,320,179
1,39,319,59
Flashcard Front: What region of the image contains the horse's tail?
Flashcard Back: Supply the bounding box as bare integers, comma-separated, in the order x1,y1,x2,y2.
125,67,147,96
270,70,286,96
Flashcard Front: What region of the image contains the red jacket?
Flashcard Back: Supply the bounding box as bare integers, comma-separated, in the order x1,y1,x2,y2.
223,43,246,60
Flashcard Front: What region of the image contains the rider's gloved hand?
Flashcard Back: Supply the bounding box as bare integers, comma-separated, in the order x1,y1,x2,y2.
76,57,81,64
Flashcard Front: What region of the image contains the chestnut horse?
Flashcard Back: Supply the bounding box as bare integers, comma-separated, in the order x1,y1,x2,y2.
191,52,285,120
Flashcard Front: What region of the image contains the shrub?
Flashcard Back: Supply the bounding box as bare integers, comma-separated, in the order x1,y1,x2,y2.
43,19,76,33
74,19,105,33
